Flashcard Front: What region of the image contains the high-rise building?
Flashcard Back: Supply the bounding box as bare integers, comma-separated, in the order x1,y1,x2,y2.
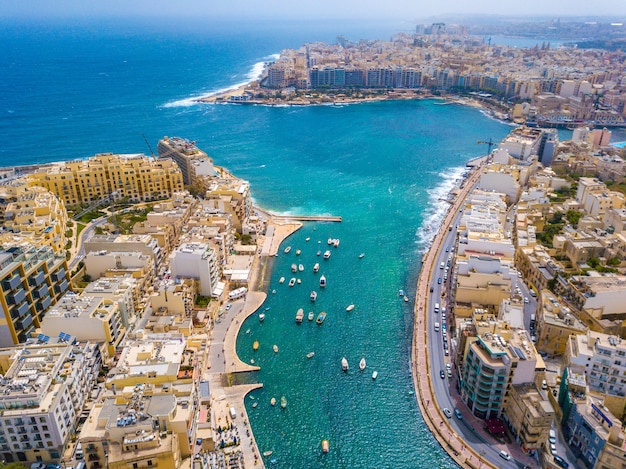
157,136,214,186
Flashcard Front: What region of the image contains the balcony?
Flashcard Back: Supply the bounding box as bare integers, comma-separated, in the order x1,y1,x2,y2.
3,274,22,291
7,288,26,305
13,301,30,318
29,271,46,287
32,284,49,299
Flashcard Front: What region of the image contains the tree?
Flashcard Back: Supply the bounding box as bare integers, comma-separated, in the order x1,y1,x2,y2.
565,210,583,227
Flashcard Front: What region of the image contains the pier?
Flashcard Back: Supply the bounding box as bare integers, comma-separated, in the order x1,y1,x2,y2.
270,215,342,222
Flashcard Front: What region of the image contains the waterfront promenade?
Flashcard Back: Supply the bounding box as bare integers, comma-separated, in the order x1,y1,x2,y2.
410,164,498,469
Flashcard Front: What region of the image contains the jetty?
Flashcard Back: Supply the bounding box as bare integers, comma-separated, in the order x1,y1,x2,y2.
271,215,342,222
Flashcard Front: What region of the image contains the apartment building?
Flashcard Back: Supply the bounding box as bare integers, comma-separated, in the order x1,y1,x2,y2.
562,275,626,321
499,127,544,161
0,245,70,347
536,290,587,356
84,233,162,266
41,292,127,358
204,178,252,233
0,339,101,466
157,136,214,186
0,185,68,253
28,153,184,207
82,276,139,328
84,250,155,292
169,242,220,297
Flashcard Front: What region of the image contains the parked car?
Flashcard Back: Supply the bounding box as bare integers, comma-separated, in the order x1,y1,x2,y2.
499,450,511,461
442,408,452,418
553,455,569,468
454,408,463,420
549,429,557,443
440,370,445,379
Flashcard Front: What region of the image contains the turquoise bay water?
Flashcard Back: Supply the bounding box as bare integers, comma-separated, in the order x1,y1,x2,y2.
0,19,516,468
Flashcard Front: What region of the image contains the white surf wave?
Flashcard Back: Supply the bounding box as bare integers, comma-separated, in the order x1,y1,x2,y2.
415,166,469,252
162,53,278,108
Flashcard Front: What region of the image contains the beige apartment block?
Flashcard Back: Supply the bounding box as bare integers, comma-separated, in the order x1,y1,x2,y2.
536,291,587,356
157,136,214,186
204,177,252,233
564,275,626,321
28,153,184,207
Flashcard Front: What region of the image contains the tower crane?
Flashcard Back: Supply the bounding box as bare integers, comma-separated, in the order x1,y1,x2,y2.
477,138,496,155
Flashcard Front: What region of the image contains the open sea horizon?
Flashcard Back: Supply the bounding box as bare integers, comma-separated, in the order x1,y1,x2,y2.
2,16,619,468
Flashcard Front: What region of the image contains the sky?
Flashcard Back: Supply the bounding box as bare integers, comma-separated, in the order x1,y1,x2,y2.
2,0,626,20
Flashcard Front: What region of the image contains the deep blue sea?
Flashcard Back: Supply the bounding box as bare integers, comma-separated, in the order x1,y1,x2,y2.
0,16,606,468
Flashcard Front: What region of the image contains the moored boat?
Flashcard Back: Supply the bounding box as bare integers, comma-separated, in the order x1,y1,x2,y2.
346,304,354,312
316,311,326,324
273,344,278,353
327,238,333,245
307,351,315,359
284,246,291,254
305,237,310,242
295,308,304,323
280,396,287,409
333,239,340,248
291,264,297,273
298,264,304,272
259,313,265,322
323,250,331,259
288,278,296,287
253,341,259,351
253,402,258,408
404,295,409,302
359,253,365,259
297,278,301,284
341,357,349,372
263,450,273,457
310,291,317,302
279,277,285,284
296,249,301,256
316,250,321,256
372,370,378,380
313,263,320,273
319,275,326,288
359,357,366,371
398,289,405,296
322,439,329,453
270,397,276,406
308,311,314,321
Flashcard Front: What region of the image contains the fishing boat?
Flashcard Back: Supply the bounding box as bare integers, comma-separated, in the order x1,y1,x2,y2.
313,263,320,273
259,313,265,322
322,440,329,453
307,351,315,359
323,250,331,259
296,249,301,256
291,264,297,273
279,277,285,284
253,341,259,351
359,253,365,259
372,371,378,380
316,311,326,324
341,357,349,372
308,311,314,321
333,239,340,248
310,291,317,302
270,397,276,406
298,264,304,272
346,304,355,312
288,278,296,287
295,308,304,323
273,344,279,353
284,246,291,254
280,396,287,409
359,357,366,371
319,275,326,288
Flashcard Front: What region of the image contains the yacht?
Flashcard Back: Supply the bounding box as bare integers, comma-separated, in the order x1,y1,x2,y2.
323,250,331,259
313,263,320,273
346,304,355,312
359,357,366,371
273,345,279,353
307,351,315,359
333,239,340,248
259,313,265,322
279,277,285,284
295,308,304,323
308,311,314,321
341,357,349,372
372,371,378,380
291,264,297,273
310,291,317,302
319,275,326,288
284,246,291,254
298,264,304,272
288,278,296,287
359,253,365,259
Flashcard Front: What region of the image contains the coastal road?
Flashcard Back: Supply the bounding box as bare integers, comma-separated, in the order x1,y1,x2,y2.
424,193,532,468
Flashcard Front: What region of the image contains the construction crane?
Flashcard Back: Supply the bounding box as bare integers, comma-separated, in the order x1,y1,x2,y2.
477,138,496,155
142,133,157,160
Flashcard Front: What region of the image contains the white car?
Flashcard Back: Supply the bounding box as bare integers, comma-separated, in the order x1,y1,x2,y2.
499,450,511,461
524,297,529,304
550,442,557,454
442,408,452,418
549,429,557,443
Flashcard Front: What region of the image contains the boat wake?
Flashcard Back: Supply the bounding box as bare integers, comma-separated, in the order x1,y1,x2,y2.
161,54,278,108
415,166,467,252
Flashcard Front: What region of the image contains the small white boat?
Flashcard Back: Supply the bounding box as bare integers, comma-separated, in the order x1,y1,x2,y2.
270,397,276,406
272,289,276,294
295,308,304,323
308,311,314,321
341,357,349,372
317,250,321,256
306,237,310,242
273,344,279,353
296,249,301,256
313,263,320,273
398,289,405,296
291,263,297,273
372,371,378,380
310,291,317,302
359,357,366,371
284,246,291,254
307,351,315,359
404,295,409,302
346,304,355,312
298,264,304,272
322,439,329,453
279,277,285,284
259,313,265,322
359,253,365,259
288,278,296,287
327,238,333,245
280,396,287,409
323,250,331,259
297,278,302,284
319,275,326,288
263,450,272,457
253,402,258,408
333,239,340,248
